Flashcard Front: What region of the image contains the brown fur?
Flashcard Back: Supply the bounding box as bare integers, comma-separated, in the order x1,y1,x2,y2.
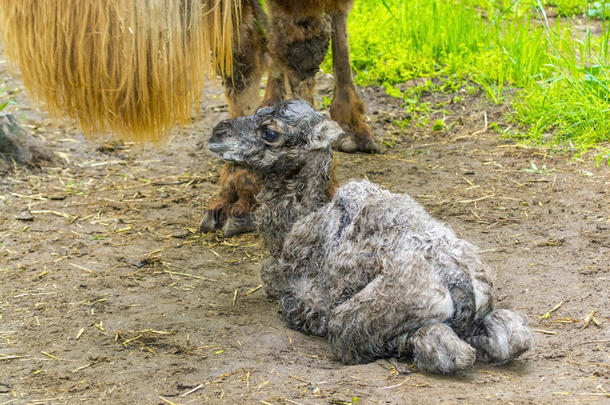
268,0,353,16
325,156,339,198
208,163,261,223
264,0,376,154
222,0,268,117
265,11,331,105
0,0,240,141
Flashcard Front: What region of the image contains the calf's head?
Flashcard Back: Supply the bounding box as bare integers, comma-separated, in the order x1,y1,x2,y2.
208,100,343,174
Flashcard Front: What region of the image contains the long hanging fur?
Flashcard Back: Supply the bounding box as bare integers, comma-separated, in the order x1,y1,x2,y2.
0,0,240,142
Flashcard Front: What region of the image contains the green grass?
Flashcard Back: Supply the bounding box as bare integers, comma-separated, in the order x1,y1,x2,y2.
329,0,609,157
0,78,15,112
514,16,610,151
544,0,586,15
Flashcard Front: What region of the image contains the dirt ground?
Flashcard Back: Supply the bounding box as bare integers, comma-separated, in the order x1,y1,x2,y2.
1,51,609,404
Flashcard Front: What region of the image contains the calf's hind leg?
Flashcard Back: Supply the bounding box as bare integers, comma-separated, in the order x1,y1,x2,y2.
406,322,476,374
466,309,532,364
279,277,330,337
327,270,474,372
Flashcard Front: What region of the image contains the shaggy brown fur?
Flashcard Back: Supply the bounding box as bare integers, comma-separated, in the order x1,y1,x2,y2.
0,0,240,142
265,13,331,106
261,0,378,153
222,0,268,118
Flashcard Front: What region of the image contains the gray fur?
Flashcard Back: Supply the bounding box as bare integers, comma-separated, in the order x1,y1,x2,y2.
208,100,532,373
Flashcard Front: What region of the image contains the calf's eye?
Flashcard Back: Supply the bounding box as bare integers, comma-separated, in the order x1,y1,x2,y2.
262,128,280,143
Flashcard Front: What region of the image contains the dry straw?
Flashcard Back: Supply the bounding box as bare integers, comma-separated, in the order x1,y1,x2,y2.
0,0,240,142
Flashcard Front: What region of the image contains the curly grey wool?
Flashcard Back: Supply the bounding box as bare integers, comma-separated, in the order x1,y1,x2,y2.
208,100,531,373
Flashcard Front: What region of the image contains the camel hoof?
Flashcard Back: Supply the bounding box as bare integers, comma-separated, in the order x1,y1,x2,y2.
222,214,256,237
359,136,381,154
198,211,220,233
334,135,359,153
334,133,380,154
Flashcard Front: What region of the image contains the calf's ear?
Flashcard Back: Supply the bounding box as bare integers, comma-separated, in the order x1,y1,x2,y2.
309,120,345,150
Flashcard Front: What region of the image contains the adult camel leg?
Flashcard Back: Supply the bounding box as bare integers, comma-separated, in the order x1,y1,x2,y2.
260,64,287,107
222,0,267,117
200,0,265,236
199,163,260,237
263,2,331,107
265,1,379,153
329,8,380,153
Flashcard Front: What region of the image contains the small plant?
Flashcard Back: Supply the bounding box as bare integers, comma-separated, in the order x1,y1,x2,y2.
477,78,505,105
587,2,610,19
393,117,412,132
432,119,447,131
594,151,610,166
582,66,610,101
384,85,403,99
65,180,85,195
0,79,16,111
0,79,12,111
321,95,332,109
382,135,399,148
524,161,555,175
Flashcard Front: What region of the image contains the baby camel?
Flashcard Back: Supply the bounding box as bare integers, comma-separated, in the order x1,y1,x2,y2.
208,100,531,373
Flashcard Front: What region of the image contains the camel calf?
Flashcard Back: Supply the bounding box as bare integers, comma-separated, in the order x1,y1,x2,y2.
207,100,532,373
